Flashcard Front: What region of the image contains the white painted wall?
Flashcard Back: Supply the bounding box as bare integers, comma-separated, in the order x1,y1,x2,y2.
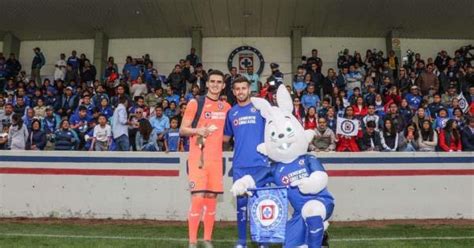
108,38,191,76
18,39,94,79
0,151,472,221
202,37,292,83
302,37,387,73
400,38,474,61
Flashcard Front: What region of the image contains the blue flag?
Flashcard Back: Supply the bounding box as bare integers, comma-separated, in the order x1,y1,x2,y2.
249,187,288,243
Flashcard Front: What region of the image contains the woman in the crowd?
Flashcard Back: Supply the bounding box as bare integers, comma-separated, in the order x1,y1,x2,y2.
398,123,419,151
336,106,360,152
399,98,413,122
380,118,400,152
54,119,78,150
352,96,368,120
438,119,462,152
418,120,438,152
452,107,465,129
8,113,29,150
304,106,318,130
412,107,429,130
135,119,159,152
26,119,47,150
292,97,305,124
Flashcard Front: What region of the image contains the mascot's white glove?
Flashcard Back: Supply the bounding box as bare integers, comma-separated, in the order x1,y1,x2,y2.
230,175,256,197
290,171,328,195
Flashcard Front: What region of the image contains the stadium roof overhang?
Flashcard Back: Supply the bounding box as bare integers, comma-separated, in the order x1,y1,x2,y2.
1,0,473,40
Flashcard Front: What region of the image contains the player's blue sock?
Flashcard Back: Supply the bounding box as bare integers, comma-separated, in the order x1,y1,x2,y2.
306,216,324,248
236,196,248,245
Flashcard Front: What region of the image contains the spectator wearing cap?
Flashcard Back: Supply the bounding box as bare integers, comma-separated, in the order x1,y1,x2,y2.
267,62,284,91
439,119,462,152
31,47,45,86
310,117,336,152
186,48,201,67
405,85,423,111
26,119,46,150
416,63,439,95
461,117,474,151
418,119,438,152
358,120,382,151
60,86,79,117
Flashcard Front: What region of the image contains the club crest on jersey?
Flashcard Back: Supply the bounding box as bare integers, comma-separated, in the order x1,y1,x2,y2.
250,107,257,113
298,159,305,166
281,176,290,185
218,102,224,110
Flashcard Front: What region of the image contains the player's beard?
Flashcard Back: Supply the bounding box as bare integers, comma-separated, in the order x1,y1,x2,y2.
236,92,250,104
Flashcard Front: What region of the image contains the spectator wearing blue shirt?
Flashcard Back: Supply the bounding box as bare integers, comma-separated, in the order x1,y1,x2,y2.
54,119,79,150
126,59,141,81
69,105,92,149
67,50,79,72
404,85,423,111
165,87,180,104
149,105,170,140
164,101,179,119
164,118,181,152
301,84,321,110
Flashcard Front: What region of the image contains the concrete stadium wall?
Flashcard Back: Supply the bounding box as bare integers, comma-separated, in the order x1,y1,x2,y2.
0,151,472,221
18,39,94,78
202,37,292,83
108,38,191,76
302,37,387,72
0,41,3,53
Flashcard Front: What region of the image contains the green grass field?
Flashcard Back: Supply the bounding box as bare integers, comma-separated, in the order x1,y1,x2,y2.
0,220,473,248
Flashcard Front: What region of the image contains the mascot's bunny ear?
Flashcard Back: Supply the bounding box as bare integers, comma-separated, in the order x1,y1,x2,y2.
276,84,293,113
251,97,272,119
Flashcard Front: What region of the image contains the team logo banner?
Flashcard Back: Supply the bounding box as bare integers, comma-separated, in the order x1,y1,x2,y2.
336,117,359,136
227,46,265,75
457,93,468,113
249,187,288,244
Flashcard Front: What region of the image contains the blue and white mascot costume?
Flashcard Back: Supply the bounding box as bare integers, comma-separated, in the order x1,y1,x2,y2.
231,85,335,248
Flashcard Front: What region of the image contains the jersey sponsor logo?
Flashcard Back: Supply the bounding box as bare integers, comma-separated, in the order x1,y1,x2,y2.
227,46,265,75
284,168,309,185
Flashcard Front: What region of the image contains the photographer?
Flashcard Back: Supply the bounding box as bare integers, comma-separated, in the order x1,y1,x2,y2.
337,49,353,69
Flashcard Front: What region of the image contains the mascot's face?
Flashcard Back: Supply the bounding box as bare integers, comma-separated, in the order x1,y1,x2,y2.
252,85,315,163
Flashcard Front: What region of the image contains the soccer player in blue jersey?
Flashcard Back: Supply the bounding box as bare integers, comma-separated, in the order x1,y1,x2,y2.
224,77,269,248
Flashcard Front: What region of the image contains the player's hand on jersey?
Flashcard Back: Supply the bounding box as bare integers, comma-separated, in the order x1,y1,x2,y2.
195,127,210,137
290,177,314,194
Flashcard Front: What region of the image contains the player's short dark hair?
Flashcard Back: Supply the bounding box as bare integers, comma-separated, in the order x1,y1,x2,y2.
207,70,225,81
232,76,250,87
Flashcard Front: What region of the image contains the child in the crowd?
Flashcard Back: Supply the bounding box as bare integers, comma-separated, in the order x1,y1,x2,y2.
91,114,112,151
164,117,182,152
